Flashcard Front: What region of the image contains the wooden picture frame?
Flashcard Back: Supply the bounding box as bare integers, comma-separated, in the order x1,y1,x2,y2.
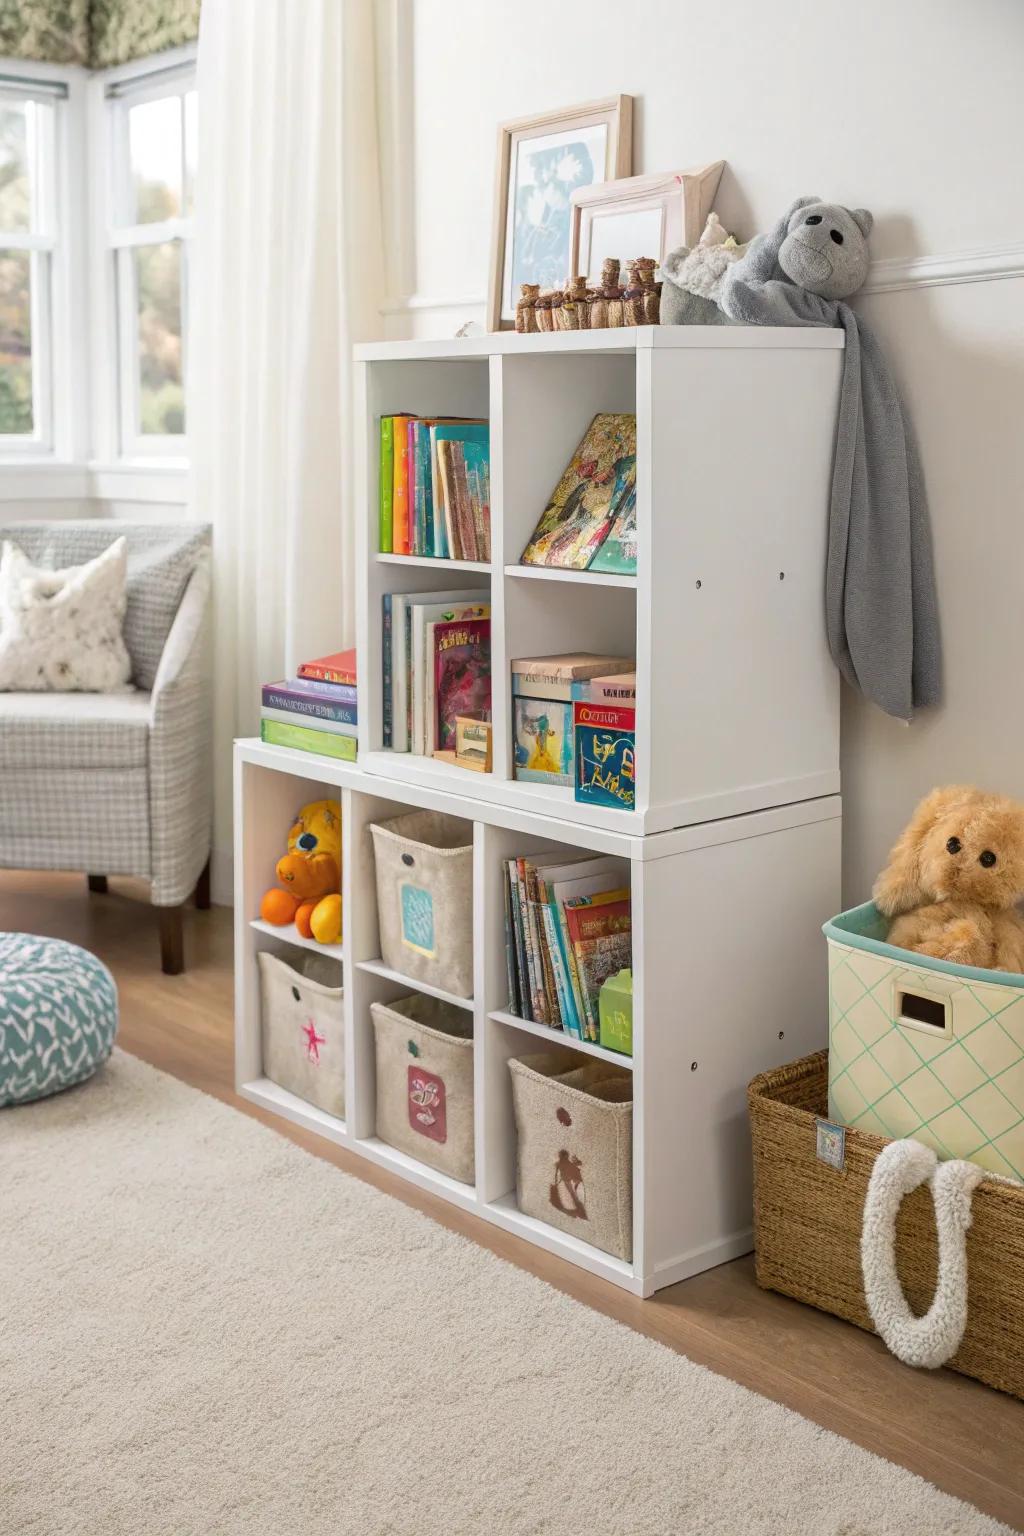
569,164,725,286
488,95,633,332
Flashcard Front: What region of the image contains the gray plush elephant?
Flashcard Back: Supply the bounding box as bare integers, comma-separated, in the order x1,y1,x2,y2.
718,198,941,721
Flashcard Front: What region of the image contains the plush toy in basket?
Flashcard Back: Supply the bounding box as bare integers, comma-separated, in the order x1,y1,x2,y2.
259,798,342,945
873,785,1024,971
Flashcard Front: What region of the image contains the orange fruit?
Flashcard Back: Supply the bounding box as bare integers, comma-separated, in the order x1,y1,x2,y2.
260,888,298,926
294,900,317,939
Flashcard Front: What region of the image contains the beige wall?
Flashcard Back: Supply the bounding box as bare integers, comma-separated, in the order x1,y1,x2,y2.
380,0,1024,904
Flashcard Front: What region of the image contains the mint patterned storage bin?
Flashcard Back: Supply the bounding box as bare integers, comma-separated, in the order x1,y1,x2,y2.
825,902,1024,1181
370,811,474,999
0,933,117,1106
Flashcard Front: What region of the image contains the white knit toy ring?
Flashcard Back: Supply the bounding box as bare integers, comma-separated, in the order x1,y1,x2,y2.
861,1138,984,1369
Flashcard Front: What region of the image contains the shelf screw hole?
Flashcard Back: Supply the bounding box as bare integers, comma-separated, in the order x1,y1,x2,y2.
778,1030,785,1040
690,1061,698,1072
779,571,785,581
695,579,702,590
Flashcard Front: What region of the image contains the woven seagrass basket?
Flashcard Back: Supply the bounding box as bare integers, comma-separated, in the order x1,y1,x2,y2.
749,1050,1024,1400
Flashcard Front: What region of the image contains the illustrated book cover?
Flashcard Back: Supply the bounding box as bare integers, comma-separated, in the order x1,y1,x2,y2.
520,414,636,570
432,616,491,753
574,701,636,812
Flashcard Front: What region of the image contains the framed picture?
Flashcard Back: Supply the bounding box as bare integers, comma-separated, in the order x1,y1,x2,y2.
569,164,725,285
488,95,633,331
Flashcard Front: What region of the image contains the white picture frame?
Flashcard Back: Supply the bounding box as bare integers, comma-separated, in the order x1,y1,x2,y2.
488,95,633,331
569,164,725,285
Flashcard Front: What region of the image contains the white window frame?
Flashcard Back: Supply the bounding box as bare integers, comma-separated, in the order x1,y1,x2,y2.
0,61,89,468
88,46,195,473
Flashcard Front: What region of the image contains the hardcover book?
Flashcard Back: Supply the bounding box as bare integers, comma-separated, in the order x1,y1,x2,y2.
433,616,491,753
260,706,356,738
379,416,395,553
520,414,636,570
297,648,357,687
513,696,573,785
589,484,638,575
260,718,357,761
563,891,632,1038
574,702,637,812
391,414,415,556
511,653,634,698
261,682,357,725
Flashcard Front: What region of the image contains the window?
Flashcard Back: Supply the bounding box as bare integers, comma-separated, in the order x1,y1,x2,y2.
107,66,195,456
0,80,60,449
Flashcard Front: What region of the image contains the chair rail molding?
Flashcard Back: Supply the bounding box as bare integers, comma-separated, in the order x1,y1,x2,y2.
379,240,1024,319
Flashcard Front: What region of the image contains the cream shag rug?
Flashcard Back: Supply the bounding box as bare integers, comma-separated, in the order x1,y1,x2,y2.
0,1051,1011,1536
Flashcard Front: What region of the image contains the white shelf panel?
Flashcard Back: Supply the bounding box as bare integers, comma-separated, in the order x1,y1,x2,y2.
488,1009,632,1067
353,326,845,362
375,553,491,573
485,1193,638,1290
239,1078,348,1146
352,1136,479,1213
504,563,636,590
356,957,473,1011
360,748,642,835
249,918,344,962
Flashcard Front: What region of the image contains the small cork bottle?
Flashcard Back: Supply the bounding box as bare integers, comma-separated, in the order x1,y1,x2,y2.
515,283,540,334
636,259,660,324
591,258,620,329
534,290,554,333
562,275,590,331
622,261,645,325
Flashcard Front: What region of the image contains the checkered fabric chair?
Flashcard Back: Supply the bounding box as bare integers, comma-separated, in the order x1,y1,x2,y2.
0,522,213,974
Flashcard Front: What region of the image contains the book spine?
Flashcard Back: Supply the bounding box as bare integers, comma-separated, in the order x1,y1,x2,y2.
382,593,393,749
516,858,541,1022
260,718,358,761
451,444,476,562
407,418,418,555
282,677,358,703
296,664,357,686
506,861,526,1014
261,687,357,725
379,416,394,553
539,902,569,1032
437,441,458,559
573,702,637,733
393,417,411,556
502,864,520,1015
557,904,588,1040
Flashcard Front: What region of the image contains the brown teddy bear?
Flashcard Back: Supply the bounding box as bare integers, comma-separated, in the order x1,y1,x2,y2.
873,785,1024,971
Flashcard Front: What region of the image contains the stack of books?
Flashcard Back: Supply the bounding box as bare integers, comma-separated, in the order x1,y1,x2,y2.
503,851,632,1045
260,648,357,762
512,654,635,793
379,415,490,561
382,589,490,757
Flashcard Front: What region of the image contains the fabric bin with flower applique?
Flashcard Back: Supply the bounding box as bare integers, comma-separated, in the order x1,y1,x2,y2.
370,810,474,998
370,993,475,1183
509,1050,633,1260
258,949,345,1118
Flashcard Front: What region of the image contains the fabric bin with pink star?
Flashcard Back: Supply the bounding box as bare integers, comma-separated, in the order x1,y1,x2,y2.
258,950,345,1119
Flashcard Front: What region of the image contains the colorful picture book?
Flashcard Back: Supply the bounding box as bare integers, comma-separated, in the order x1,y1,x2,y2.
574,701,636,811
260,718,357,762
378,416,490,561
297,648,356,686
502,852,632,1043
382,588,490,756
262,677,357,726
511,654,634,786
520,413,636,571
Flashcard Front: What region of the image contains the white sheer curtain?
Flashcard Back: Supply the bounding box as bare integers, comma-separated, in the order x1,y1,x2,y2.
190,0,383,895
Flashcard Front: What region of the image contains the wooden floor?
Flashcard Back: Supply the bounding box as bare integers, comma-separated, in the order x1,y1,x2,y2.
3,870,1023,1532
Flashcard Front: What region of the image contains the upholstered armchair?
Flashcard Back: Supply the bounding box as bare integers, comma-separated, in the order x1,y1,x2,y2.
0,522,213,974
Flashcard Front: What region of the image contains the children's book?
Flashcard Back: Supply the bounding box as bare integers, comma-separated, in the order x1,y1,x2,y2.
391,414,415,555
382,593,393,748
590,484,637,574
511,653,634,699
431,423,489,560
297,648,356,686
260,717,357,762
386,590,484,754
546,859,630,1037
262,682,357,725
407,594,489,755
379,416,395,553
261,706,357,738
432,616,491,753
574,702,637,812
520,415,636,569
502,864,521,1016
513,696,573,784
564,890,632,1039
570,671,636,705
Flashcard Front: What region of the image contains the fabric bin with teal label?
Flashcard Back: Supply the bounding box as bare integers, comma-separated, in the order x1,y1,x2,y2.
825,901,1024,1181
370,810,474,999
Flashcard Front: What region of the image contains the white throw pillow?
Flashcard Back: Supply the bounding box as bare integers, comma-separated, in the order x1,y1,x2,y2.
0,538,132,693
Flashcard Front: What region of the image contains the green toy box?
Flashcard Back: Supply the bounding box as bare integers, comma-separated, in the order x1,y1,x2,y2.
825,902,1024,1181
599,968,633,1055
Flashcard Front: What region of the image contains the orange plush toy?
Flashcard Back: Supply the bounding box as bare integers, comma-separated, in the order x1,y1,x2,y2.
260,799,342,945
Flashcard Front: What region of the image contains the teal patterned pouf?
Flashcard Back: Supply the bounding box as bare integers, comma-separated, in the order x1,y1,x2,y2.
0,934,118,1107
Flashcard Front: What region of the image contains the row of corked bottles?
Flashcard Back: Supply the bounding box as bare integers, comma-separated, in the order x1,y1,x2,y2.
514,257,662,333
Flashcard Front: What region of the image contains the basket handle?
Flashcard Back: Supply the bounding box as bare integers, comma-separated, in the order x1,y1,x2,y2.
861,1139,983,1369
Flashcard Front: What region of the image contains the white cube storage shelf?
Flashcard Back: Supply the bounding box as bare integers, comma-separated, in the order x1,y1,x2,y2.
235,736,841,1296
235,327,846,1296
354,326,845,835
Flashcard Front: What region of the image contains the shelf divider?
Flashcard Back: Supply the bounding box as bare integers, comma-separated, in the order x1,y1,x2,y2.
249,917,343,962
488,1008,632,1067
356,956,474,1011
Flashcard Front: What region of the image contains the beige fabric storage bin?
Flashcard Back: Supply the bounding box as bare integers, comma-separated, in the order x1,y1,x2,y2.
370,810,474,999
258,950,345,1119
509,1050,633,1261
371,993,475,1184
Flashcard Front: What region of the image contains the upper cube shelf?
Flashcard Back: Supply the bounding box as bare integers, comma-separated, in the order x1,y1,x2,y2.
354,327,845,838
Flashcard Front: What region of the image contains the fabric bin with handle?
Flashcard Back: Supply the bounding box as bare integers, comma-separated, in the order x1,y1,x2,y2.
749,1050,1024,1400
370,993,475,1183
509,1049,633,1261
370,810,474,998
826,901,1024,1181
258,949,344,1118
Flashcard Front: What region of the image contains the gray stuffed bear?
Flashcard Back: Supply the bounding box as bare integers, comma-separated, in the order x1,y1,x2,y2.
717,197,941,721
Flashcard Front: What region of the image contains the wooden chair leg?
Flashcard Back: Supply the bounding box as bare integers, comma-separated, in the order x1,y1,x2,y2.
159,905,185,976
87,874,108,894
194,857,211,911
